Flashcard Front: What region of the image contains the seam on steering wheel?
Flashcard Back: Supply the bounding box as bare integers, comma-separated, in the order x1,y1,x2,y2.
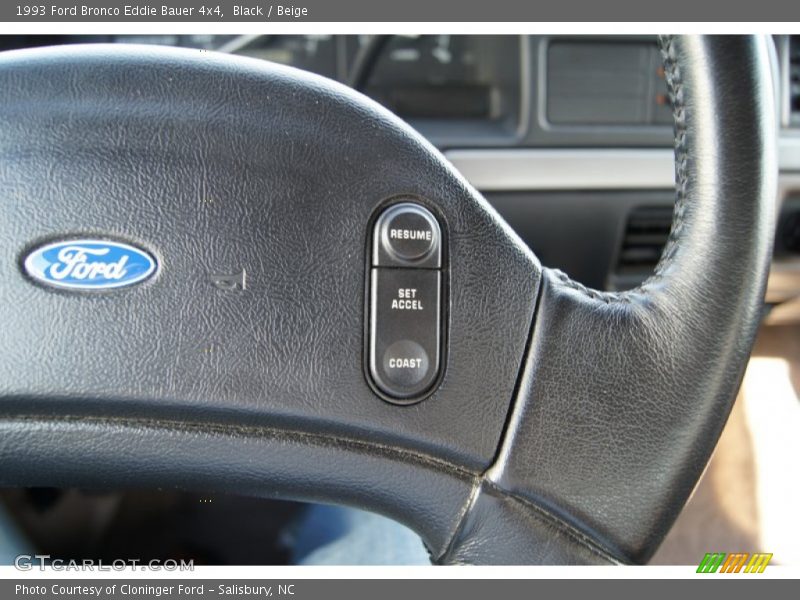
0,414,478,480
439,480,624,565
548,34,688,305
651,34,689,285
432,474,483,563
483,482,624,565
489,482,626,565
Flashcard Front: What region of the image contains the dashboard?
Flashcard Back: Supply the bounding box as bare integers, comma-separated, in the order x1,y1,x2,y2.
2,34,800,321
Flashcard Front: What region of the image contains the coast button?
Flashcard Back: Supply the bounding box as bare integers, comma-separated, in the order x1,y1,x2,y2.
374,202,441,268
382,340,430,388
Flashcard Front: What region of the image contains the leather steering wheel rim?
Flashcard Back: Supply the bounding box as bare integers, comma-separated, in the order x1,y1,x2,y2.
0,35,776,564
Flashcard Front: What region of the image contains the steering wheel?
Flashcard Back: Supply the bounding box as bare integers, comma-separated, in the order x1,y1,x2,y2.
0,35,776,564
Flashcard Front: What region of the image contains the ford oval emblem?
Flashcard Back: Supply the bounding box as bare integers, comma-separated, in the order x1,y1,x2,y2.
23,239,157,291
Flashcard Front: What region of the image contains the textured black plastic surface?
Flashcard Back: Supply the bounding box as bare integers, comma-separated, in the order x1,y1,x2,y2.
0,44,540,471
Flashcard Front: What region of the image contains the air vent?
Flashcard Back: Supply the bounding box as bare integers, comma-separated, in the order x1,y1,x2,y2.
609,206,673,291
791,36,800,123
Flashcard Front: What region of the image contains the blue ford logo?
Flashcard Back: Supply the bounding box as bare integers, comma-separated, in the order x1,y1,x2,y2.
23,239,157,291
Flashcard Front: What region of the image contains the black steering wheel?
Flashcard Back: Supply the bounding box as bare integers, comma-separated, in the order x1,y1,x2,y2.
0,35,777,564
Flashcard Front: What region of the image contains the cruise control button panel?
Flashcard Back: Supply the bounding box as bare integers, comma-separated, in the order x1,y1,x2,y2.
367,202,445,403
